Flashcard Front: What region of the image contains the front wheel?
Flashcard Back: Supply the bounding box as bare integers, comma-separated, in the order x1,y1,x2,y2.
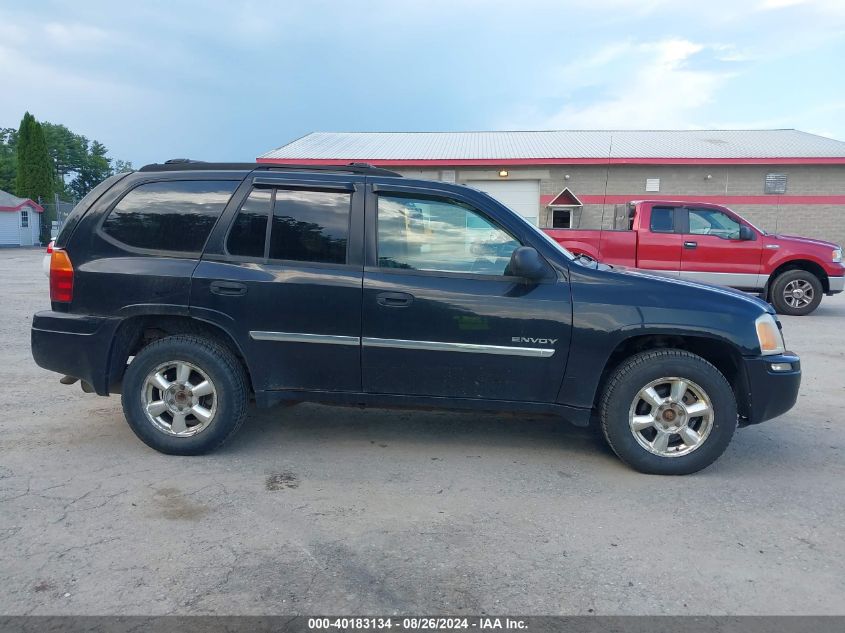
121,335,249,455
770,270,823,316
599,349,737,475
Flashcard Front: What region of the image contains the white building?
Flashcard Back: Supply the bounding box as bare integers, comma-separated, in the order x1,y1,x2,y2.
0,189,42,246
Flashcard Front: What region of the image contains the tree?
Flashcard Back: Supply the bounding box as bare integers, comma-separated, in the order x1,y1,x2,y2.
0,127,17,193
15,113,55,243
70,140,112,199
2,112,132,202
112,159,134,174
15,113,53,204
42,122,89,197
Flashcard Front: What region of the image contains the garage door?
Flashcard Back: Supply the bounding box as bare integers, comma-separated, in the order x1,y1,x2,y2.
465,180,540,225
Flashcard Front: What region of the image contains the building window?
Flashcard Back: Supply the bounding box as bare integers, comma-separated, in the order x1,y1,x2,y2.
764,173,787,194
552,209,571,228
20,209,29,228
645,178,660,192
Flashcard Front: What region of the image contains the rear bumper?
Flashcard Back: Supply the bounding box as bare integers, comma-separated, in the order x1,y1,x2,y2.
828,275,844,295
31,311,121,396
740,352,801,425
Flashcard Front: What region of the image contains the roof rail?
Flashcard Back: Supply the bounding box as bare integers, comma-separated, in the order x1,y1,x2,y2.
139,160,402,177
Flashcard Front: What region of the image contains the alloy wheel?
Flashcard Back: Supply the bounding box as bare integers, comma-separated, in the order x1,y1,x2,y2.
628,377,714,458
142,360,217,436
782,279,814,309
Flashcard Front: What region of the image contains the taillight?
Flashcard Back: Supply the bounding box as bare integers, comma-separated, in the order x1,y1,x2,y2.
50,248,74,303
46,240,54,255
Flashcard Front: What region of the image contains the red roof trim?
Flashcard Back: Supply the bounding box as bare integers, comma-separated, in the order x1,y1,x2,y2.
547,187,583,207
0,199,44,213
540,194,845,206
257,157,845,166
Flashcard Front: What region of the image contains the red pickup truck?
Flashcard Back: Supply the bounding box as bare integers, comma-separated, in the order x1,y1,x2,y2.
545,200,844,315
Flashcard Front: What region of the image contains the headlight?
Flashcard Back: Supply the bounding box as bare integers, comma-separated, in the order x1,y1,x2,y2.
755,313,785,356
833,248,842,263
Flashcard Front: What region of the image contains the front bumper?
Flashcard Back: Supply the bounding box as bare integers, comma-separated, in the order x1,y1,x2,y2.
31,311,122,396
739,352,801,425
828,275,844,294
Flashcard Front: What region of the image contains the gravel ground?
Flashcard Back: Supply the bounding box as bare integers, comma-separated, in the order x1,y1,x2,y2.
1,247,843,615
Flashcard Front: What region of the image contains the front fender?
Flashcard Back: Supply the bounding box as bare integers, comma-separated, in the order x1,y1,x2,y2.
556,266,764,409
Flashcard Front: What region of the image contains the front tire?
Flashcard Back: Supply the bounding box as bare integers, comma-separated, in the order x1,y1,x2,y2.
599,349,737,475
770,270,823,316
121,335,249,455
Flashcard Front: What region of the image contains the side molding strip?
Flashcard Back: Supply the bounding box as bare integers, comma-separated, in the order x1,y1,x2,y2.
249,331,360,346
249,332,555,357
362,337,555,358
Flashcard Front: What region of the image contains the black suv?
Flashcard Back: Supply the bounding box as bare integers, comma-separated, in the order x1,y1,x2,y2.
32,161,801,474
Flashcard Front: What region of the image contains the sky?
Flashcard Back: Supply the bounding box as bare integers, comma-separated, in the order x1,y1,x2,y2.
2,0,845,167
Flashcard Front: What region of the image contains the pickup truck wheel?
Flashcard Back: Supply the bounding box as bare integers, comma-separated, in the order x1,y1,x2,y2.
770,270,823,316
599,349,737,475
121,335,248,455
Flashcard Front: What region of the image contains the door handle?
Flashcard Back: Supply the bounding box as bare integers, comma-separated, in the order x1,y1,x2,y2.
210,281,247,296
683,241,698,249
376,291,414,307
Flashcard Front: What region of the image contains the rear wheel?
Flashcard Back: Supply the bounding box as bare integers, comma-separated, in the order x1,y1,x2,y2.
599,349,737,475
770,269,823,316
121,335,248,455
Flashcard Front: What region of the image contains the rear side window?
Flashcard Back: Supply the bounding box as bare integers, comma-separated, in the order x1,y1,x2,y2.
650,207,676,233
56,173,129,247
101,180,237,254
269,189,350,264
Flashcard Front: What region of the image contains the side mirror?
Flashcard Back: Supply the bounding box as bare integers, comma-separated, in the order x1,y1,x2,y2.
508,246,550,281
739,225,754,241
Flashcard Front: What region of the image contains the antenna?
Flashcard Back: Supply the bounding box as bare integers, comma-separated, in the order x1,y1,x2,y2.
598,134,614,254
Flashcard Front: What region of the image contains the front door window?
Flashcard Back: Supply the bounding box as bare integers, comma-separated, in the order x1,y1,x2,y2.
687,208,741,240
377,194,520,276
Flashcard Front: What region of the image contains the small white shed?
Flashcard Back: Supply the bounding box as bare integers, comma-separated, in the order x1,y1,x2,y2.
0,189,42,246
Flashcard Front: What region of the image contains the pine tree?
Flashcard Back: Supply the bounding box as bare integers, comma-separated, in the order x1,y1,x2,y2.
16,112,55,242
16,113,54,203
70,140,112,199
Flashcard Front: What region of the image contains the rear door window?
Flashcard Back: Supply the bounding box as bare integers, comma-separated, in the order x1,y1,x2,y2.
101,180,237,254
226,189,272,258
225,187,353,264
268,189,351,264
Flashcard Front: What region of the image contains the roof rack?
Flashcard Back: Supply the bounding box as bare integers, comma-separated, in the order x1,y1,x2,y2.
138,160,402,177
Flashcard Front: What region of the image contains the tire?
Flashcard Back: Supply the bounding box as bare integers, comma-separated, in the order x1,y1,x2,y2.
121,335,249,455
599,349,737,475
770,269,823,316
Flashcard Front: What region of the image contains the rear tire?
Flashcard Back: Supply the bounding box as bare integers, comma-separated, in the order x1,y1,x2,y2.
599,349,737,475
770,270,823,316
121,335,248,455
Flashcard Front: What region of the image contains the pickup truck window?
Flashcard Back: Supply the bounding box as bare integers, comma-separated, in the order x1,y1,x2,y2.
101,180,237,254
650,206,677,233
687,208,741,240
377,194,520,275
